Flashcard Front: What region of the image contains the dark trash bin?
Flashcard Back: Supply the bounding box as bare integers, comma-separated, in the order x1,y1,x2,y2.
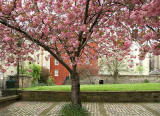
6,80,16,88
99,80,103,84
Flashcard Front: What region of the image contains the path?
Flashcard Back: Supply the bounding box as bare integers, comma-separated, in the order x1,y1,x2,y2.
0,102,160,116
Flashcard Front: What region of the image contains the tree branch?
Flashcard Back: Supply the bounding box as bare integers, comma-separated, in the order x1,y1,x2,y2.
0,20,73,73
84,0,90,24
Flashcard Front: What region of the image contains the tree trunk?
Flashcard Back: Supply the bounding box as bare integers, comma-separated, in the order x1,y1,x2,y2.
71,71,81,107
113,70,118,84
17,61,19,88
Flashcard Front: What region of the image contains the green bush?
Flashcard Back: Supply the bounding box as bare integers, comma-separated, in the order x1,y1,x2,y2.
29,64,41,86
144,79,150,83
47,78,54,86
59,104,90,116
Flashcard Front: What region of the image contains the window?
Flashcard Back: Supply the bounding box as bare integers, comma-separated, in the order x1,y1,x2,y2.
55,59,59,65
54,70,59,76
85,59,90,64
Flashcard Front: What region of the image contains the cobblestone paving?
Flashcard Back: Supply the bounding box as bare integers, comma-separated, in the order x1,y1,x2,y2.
104,103,154,116
46,102,66,116
141,103,160,114
83,103,101,116
0,102,160,116
0,101,53,116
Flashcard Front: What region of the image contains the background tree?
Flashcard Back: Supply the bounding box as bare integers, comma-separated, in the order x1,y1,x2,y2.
136,64,144,74
40,67,50,84
77,64,98,84
29,63,41,86
98,39,137,83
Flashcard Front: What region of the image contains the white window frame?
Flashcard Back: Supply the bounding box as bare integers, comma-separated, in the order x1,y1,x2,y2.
54,70,59,77
85,59,90,64
55,59,59,65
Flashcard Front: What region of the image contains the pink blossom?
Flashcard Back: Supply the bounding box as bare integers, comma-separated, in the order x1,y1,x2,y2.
80,25,87,32
42,25,50,35
128,64,133,68
1,69,6,73
3,36,12,42
58,24,63,29
44,18,51,25
122,40,131,50
28,69,32,72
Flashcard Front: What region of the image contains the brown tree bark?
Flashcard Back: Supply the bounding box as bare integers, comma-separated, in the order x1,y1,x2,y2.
113,70,119,84
71,65,81,107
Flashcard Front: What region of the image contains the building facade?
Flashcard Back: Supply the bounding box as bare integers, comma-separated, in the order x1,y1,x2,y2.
50,56,98,85
50,57,70,85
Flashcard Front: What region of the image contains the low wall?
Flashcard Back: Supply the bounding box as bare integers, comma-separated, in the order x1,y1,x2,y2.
65,75,160,85
2,90,21,96
21,91,160,102
87,75,160,84
18,76,32,88
0,95,20,108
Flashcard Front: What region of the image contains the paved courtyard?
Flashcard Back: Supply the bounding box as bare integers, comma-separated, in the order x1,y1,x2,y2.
0,101,160,116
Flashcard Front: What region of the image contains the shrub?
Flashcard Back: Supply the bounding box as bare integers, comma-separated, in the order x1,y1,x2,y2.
29,64,41,86
47,77,54,86
59,104,90,116
144,79,150,83
40,67,50,84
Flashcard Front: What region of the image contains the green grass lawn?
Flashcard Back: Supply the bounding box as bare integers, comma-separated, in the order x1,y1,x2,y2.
24,83,160,92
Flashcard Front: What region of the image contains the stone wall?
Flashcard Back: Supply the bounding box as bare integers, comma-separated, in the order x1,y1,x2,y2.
0,95,19,108
81,75,160,84
2,90,20,96
18,76,31,88
21,91,160,102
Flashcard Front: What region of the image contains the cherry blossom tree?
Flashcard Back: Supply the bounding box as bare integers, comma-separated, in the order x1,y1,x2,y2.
130,0,160,57
0,0,159,107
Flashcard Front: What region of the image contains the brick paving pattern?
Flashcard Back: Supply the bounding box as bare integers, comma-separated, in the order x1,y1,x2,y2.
104,103,154,116
141,103,160,115
0,102,160,116
46,102,66,116
0,102,52,116
83,103,101,116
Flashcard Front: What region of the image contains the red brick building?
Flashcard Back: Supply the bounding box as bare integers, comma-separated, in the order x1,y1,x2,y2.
50,57,69,85
50,42,98,85
50,57,98,85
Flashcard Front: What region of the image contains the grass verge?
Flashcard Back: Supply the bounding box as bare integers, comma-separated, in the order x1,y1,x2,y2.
24,83,160,92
